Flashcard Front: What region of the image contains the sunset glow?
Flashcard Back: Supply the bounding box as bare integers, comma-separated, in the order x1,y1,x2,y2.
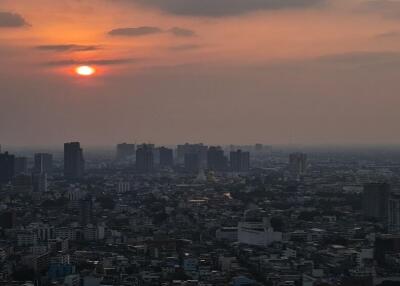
75,66,95,77
2,0,400,145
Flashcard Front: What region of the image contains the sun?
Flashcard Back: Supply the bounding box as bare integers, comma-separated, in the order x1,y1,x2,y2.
75,65,96,76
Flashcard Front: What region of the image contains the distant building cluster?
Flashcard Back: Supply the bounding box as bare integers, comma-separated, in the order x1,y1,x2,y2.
115,142,252,174
0,143,399,286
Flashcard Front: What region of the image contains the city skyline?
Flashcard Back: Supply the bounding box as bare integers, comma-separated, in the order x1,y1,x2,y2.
2,0,400,145
2,2,400,282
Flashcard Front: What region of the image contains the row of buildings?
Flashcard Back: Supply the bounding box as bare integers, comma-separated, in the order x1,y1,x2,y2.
117,143,251,173
0,143,309,184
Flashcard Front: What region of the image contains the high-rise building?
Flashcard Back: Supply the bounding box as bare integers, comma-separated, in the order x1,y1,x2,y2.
158,147,174,168
362,183,390,220
388,193,400,234
79,197,93,226
32,172,47,193
34,153,53,175
136,144,154,173
184,153,201,173
0,152,15,184
14,157,28,175
255,144,264,152
116,143,136,161
230,150,250,172
64,142,85,180
289,153,308,176
177,143,208,166
207,146,228,172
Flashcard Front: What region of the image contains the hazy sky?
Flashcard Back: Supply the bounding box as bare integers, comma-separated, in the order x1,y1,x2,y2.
1,0,400,146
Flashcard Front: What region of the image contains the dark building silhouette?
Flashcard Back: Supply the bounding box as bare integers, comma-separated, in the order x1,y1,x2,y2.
34,153,53,175
136,144,154,173
0,152,15,184
14,157,28,175
12,174,32,191
158,147,174,168
207,146,228,172
184,153,201,173
255,144,264,152
363,183,390,221
0,210,16,229
289,153,308,176
230,150,250,172
32,172,47,193
79,197,93,226
64,142,85,180
177,143,208,166
375,234,400,265
116,143,136,161
388,193,400,233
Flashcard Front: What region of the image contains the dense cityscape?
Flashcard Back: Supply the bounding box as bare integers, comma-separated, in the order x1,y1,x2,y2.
0,143,399,286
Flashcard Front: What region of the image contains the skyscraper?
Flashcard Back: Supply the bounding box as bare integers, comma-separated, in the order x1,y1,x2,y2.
0,152,15,184
64,142,85,180
184,153,201,173
255,144,264,152
116,143,136,161
32,172,47,193
363,183,390,220
177,143,208,167
230,150,250,172
34,153,53,175
207,146,228,172
158,147,174,168
14,157,28,175
289,153,308,176
388,193,400,234
136,144,154,173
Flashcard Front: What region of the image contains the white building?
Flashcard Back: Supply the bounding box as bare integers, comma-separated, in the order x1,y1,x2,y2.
237,209,282,247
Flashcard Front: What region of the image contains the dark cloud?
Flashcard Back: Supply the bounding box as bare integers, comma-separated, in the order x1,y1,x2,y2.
358,0,400,19
108,26,162,36
168,44,201,51
108,26,196,38
0,12,29,27
44,58,137,66
316,51,400,67
375,31,400,39
128,0,324,17
169,27,195,37
36,44,101,52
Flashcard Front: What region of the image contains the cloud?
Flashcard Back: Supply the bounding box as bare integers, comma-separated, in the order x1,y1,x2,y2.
168,44,201,51
36,44,101,52
0,12,29,27
128,0,324,17
108,26,162,36
108,26,196,38
169,27,195,37
358,0,400,19
316,51,400,67
44,58,137,66
375,31,400,39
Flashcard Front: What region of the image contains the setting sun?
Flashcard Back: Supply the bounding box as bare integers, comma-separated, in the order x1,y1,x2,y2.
75,65,95,76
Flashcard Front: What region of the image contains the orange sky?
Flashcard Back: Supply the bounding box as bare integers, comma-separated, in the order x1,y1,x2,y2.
1,0,400,146
2,0,400,71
